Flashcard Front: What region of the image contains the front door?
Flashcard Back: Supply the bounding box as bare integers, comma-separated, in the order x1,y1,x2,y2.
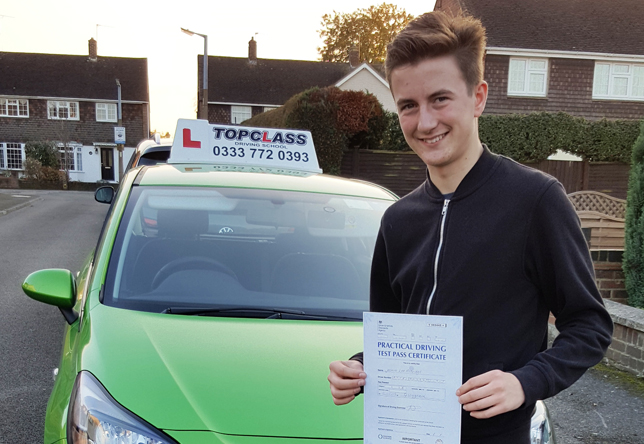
101,148,114,181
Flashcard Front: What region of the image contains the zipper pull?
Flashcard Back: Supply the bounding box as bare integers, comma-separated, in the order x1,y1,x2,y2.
441,199,450,215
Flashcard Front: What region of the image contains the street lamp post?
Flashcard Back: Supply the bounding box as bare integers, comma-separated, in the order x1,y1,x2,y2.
115,78,124,181
181,27,208,121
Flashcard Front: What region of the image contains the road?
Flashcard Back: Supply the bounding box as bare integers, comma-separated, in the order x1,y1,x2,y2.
0,190,108,443
0,189,642,443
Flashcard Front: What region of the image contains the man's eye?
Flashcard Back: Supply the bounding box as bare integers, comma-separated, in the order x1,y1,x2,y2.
400,103,415,111
436,97,448,103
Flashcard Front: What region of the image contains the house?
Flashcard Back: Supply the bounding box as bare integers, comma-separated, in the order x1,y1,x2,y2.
0,39,149,183
201,39,396,125
434,0,644,121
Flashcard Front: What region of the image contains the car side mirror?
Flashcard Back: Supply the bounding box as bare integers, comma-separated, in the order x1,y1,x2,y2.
95,186,115,204
22,269,78,324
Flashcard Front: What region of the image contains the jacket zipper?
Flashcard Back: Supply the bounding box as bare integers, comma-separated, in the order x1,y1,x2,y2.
426,199,450,315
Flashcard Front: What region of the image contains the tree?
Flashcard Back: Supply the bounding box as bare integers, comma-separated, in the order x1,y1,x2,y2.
318,3,413,64
623,120,644,308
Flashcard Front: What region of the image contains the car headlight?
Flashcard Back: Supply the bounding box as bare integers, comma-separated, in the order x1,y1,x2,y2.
67,371,177,444
530,400,556,444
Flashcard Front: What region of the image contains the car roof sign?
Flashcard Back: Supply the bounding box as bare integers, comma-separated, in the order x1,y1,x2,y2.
169,119,322,174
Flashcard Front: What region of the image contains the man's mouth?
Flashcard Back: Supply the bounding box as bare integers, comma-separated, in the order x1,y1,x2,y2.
422,133,447,144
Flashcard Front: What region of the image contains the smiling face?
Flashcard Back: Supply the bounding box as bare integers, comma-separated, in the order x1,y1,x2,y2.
391,55,488,190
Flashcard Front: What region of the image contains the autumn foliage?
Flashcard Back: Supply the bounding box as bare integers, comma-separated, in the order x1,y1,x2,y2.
244,86,386,175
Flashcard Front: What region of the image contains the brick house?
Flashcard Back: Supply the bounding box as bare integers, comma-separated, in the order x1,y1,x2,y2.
0,39,149,183
435,0,644,120
201,39,395,125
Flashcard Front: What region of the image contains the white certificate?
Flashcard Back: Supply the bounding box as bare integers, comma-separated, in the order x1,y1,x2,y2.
363,312,463,444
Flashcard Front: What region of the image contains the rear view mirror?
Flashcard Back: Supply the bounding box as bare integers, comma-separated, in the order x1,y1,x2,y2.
22,269,78,324
95,186,115,204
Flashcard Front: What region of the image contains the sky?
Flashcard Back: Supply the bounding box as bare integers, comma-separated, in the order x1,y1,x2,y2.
0,0,436,136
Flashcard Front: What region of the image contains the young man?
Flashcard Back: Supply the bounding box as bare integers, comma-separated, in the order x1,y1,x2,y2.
328,11,613,444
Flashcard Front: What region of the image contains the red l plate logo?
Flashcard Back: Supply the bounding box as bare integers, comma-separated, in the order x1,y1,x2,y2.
183,128,201,148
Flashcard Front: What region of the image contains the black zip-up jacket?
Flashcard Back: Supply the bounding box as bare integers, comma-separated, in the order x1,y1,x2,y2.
353,147,613,443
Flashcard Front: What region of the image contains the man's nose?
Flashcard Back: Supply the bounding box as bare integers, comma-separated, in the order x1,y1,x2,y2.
417,106,438,132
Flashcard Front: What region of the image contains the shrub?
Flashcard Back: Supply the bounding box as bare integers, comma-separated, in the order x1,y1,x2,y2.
623,120,644,309
479,113,639,163
569,118,639,163
381,111,408,151
23,158,43,180
285,88,346,175
245,86,385,174
374,111,640,162
25,140,59,168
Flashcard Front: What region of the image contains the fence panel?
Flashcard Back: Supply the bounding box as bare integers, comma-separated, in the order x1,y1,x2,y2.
340,150,629,199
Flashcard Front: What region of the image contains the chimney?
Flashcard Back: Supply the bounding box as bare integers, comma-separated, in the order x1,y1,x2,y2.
349,45,360,68
248,37,257,65
88,38,98,62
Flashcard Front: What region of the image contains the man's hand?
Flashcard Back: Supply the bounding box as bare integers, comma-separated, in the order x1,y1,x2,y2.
456,370,525,419
328,360,366,405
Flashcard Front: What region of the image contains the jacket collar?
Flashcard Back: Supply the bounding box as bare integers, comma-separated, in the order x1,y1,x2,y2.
423,144,501,201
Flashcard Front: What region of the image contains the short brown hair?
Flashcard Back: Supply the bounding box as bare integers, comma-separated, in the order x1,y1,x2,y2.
385,11,486,95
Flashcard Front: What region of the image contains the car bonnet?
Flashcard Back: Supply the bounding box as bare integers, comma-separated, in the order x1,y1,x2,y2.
81,303,364,439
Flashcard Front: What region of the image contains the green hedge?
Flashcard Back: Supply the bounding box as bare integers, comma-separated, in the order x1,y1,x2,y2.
379,111,640,163
623,120,644,308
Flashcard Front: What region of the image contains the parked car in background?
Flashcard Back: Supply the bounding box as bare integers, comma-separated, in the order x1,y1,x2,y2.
124,138,171,173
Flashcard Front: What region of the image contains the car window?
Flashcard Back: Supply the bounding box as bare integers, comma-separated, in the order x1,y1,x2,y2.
103,186,392,319
137,150,170,166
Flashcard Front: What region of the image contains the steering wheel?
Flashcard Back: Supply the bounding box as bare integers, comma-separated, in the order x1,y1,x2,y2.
151,256,238,289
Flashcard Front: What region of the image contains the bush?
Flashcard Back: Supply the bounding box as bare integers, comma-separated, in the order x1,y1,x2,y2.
285,88,346,175
374,111,640,162
41,167,64,182
244,86,385,174
23,158,43,180
25,140,59,168
569,118,639,163
381,111,408,151
479,113,639,163
623,120,644,309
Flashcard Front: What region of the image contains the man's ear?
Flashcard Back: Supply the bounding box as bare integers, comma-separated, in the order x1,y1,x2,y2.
474,81,488,118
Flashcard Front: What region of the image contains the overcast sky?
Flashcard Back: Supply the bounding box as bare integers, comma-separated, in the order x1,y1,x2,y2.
1,0,436,136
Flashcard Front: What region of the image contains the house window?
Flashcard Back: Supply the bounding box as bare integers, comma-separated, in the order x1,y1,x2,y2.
508,58,548,97
48,101,79,120
231,106,252,124
593,62,644,100
58,144,83,172
96,103,117,122
263,106,279,112
0,98,29,117
0,143,26,170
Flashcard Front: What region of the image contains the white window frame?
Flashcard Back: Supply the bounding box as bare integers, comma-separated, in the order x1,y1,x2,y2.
57,143,83,172
0,98,29,118
96,103,117,122
593,62,644,101
507,58,549,97
48,101,80,120
231,105,252,124
0,142,26,170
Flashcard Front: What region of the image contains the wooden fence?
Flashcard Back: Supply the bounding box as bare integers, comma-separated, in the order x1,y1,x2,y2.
340,149,630,199
568,191,626,250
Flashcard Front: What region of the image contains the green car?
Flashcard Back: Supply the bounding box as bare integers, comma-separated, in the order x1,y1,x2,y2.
23,121,554,444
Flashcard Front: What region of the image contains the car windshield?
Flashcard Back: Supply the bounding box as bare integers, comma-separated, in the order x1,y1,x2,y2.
103,185,392,319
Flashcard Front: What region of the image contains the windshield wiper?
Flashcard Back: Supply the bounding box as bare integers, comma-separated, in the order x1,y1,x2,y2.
160,306,357,320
